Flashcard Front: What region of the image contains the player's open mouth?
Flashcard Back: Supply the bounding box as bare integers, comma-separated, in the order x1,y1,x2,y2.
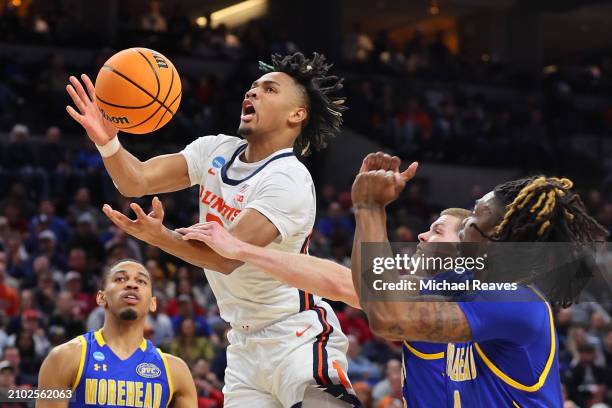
241,99,256,122
122,292,140,305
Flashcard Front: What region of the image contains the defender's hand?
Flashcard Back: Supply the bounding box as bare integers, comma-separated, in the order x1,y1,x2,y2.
66,74,118,146
176,222,244,260
352,162,418,207
102,197,166,246
359,151,401,173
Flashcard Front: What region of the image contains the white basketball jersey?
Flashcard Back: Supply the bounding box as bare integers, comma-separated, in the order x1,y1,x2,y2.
181,134,319,329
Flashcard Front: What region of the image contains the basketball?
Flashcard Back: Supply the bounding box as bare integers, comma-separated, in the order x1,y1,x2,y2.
94,48,181,134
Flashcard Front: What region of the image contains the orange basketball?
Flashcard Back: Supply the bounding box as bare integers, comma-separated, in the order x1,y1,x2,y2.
94,48,181,134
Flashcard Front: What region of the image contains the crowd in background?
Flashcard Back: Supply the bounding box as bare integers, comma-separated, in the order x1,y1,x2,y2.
1,1,612,407
2,2,612,187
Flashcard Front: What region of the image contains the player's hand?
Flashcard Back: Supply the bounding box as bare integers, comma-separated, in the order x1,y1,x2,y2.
176,222,244,260
102,196,166,246
351,162,418,207
66,74,118,146
358,151,401,173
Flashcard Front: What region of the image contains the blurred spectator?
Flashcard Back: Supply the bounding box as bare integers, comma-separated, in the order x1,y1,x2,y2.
192,358,224,408
67,188,101,227
48,291,85,339
0,260,18,317
11,330,42,377
32,271,56,312
146,294,174,347
0,360,16,389
86,306,105,332
353,381,373,408
67,214,104,263
346,334,381,383
564,343,612,407
2,346,36,386
104,230,144,264
604,327,612,367
362,336,402,366
170,294,211,337
344,22,374,63
337,306,373,345
316,202,354,239
9,310,50,358
35,230,67,272
168,317,214,366
47,325,67,348
4,232,28,278
63,271,96,316
0,183,36,222
209,323,229,383
141,0,167,32
376,362,403,408
372,359,401,407
28,199,70,249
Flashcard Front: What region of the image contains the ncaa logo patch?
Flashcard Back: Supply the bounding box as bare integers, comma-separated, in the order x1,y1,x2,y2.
136,363,161,379
212,156,226,169
93,351,105,362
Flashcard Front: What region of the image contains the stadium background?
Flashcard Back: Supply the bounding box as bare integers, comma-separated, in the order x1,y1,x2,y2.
0,0,611,406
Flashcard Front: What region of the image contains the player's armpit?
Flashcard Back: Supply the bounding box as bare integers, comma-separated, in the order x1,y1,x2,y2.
367,301,472,343
36,339,83,408
165,354,197,408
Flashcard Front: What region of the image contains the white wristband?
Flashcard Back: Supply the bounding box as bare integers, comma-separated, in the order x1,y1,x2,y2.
96,136,121,158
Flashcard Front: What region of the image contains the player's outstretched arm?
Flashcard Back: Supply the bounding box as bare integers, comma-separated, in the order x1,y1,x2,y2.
177,222,361,308
103,198,280,274
350,163,472,343
36,339,83,408
66,74,191,197
165,354,197,408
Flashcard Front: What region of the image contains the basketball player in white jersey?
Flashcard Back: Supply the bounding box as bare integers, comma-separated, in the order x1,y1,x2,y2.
65,53,359,407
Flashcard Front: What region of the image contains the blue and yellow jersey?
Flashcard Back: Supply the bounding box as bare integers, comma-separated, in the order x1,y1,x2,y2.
70,330,173,408
402,341,445,407
400,269,467,407
447,286,562,407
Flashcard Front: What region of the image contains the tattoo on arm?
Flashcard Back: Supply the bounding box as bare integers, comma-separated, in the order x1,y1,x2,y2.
384,302,471,342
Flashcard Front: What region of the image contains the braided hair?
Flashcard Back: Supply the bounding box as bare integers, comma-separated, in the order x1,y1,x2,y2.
259,52,347,156
492,176,607,242
490,176,607,306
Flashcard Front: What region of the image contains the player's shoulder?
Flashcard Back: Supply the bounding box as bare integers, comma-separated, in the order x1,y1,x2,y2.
162,353,192,386
263,154,313,183
43,336,84,368
187,134,244,153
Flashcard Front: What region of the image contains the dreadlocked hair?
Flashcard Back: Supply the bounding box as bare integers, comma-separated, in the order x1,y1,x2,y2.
492,176,607,242
491,176,608,306
259,52,347,156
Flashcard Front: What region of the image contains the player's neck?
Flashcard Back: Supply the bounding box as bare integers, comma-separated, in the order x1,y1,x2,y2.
100,319,146,357
242,135,294,163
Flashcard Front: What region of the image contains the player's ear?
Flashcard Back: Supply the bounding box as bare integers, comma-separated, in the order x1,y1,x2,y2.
288,107,308,126
96,290,107,307
149,296,157,313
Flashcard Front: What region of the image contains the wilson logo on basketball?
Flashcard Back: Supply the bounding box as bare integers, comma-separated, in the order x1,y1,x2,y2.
153,53,168,69
136,363,161,379
99,108,129,124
